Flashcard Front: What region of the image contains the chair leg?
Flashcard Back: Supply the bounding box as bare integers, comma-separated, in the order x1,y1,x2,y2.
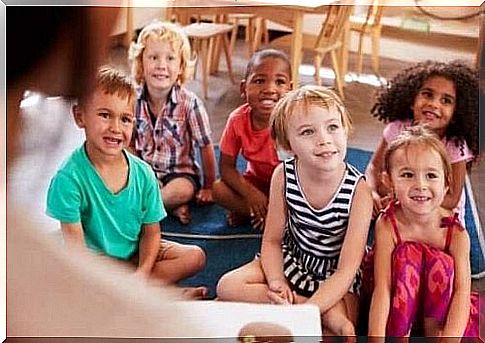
262,19,269,44
357,31,365,76
252,17,265,55
340,21,351,85
229,18,239,56
314,53,322,85
221,32,235,84
331,50,345,99
371,29,380,75
200,38,210,99
190,41,199,80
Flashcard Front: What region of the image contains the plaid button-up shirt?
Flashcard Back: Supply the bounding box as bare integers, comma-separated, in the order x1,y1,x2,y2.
135,84,212,180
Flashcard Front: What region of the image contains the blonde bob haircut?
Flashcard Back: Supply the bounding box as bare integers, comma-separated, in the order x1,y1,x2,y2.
270,85,352,151
129,21,191,85
384,124,452,187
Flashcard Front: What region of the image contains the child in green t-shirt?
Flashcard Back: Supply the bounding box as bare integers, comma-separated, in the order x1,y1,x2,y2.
46,66,206,295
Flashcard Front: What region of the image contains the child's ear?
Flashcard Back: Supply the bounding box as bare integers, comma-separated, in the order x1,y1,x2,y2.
444,184,450,196
381,171,393,192
72,104,85,129
240,80,247,99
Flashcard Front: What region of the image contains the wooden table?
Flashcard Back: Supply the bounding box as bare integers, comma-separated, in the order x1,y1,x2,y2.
127,0,335,85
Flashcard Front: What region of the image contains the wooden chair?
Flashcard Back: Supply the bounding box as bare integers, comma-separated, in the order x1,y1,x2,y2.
183,22,236,99
313,5,353,99
228,14,269,57
348,0,384,75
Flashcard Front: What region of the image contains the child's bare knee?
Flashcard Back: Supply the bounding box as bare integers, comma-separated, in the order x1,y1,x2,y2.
216,271,239,301
340,321,355,336
187,246,206,273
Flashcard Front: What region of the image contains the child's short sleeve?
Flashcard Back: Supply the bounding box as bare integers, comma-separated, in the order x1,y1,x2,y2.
46,172,82,223
219,114,242,158
141,166,166,224
444,139,474,164
187,95,212,147
382,120,407,144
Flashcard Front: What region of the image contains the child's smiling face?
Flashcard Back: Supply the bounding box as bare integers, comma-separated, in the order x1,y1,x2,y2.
74,89,134,159
241,57,291,125
411,75,456,137
286,103,347,172
387,143,448,216
142,36,182,94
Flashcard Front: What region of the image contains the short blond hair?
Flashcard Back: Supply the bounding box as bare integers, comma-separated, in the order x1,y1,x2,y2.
128,21,191,85
384,124,452,187
269,85,352,151
79,66,135,107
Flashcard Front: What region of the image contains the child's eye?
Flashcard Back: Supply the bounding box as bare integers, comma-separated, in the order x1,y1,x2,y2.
122,115,134,124
427,172,439,179
168,55,176,61
400,172,413,178
98,112,109,119
276,78,288,86
328,124,340,132
441,97,455,105
300,128,314,136
253,78,264,84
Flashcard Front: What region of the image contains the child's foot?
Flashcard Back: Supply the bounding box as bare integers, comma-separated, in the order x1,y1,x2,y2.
227,211,249,227
181,286,208,300
172,204,191,224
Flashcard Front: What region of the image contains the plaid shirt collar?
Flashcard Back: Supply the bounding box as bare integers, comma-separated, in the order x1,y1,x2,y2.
139,83,181,107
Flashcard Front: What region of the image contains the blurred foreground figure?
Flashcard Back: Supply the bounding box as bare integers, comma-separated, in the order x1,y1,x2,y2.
5,6,206,337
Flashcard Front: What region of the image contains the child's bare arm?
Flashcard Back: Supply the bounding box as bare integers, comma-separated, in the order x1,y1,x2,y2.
260,165,292,302
366,138,392,214
60,222,86,251
306,179,373,313
136,222,161,278
442,228,471,337
365,138,389,196
441,161,466,210
196,144,217,204
219,153,268,221
368,217,394,336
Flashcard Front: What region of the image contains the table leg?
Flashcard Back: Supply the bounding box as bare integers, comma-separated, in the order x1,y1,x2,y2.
290,11,304,86
123,6,134,48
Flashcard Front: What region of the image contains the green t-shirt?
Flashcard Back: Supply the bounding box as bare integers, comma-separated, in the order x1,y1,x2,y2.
46,144,166,259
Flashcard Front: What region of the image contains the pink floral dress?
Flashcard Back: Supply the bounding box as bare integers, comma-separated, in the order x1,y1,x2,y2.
362,202,479,337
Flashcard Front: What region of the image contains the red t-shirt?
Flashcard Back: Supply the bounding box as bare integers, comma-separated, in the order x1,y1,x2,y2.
219,103,280,188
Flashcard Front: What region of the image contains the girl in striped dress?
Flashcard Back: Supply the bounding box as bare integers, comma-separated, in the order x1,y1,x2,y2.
217,86,373,336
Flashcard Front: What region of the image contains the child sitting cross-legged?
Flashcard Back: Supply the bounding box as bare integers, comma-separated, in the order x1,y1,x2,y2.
212,49,292,230
46,66,207,298
217,86,373,336
129,21,217,225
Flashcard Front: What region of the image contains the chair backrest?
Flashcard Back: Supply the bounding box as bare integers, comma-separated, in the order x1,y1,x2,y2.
314,5,353,49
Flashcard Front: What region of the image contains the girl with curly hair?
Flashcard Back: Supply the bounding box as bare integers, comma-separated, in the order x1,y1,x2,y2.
365,60,479,224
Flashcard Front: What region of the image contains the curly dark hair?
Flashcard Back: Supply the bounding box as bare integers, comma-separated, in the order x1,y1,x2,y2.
371,60,479,159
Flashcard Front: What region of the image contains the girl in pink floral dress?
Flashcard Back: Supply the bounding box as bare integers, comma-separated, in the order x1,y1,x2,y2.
367,125,478,338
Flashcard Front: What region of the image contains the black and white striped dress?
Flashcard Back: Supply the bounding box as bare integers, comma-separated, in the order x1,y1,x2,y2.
282,157,363,298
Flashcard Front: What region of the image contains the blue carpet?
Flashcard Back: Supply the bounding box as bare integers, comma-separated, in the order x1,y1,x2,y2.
162,147,484,298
